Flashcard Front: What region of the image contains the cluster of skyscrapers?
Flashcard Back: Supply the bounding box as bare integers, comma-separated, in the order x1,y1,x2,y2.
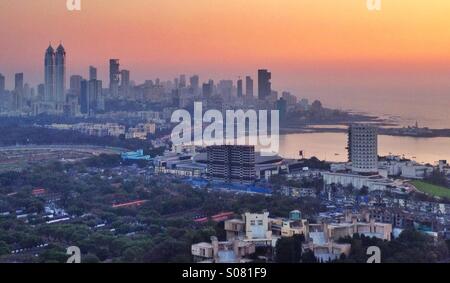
0,43,297,119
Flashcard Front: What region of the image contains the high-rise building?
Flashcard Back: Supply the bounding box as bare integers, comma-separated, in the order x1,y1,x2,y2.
202,80,213,97
0,73,5,94
282,91,297,106
109,59,120,98
207,145,256,184
88,79,103,114
37,84,45,100
89,66,97,80
276,98,287,122
55,44,66,109
258,69,271,100
13,73,24,111
237,78,243,97
245,76,253,97
190,75,199,90
179,74,186,88
120,69,130,98
44,45,55,103
120,70,130,88
218,80,233,98
80,79,88,114
15,73,24,92
348,124,378,173
69,75,83,97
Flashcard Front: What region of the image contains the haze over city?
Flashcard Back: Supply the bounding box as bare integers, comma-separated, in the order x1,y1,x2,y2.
0,1,449,81
2,0,450,126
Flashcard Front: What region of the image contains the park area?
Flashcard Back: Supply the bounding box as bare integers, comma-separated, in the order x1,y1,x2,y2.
411,180,450,199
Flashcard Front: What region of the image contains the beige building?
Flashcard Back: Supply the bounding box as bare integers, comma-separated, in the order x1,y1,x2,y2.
243,212,272,240
270,218,309,238
224,219,245,240
224,212,276,247
191,236,256,263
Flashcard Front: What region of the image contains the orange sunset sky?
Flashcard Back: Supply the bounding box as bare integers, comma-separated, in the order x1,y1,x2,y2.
1,0,450,102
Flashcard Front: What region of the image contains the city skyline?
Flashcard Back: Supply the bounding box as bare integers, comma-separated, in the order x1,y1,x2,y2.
1,1,450,90
1,1,450,127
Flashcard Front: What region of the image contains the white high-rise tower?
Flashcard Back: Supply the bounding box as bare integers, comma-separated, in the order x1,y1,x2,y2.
348,124,378,173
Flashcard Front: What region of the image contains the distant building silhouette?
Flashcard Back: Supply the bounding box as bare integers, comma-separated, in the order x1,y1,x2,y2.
258,69,271,100
245,76,253,97
109,59,120,98
237,78,243,97
121,70,130,88
202,80,213,97
120,69,130,98
0,73,5,94
14,73,23,92
276,97,287,122
55,44,66,110
190,75,199,93
13,73,24,111
70,75,83,97
89,66,97,80
80,79,88,114
44,45,56,103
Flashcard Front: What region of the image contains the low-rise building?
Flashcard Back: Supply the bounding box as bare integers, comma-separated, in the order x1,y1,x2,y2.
191,237,256,263
323,171,395,191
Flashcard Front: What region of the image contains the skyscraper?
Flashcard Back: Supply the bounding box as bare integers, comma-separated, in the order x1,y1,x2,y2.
190,75,199,94
109,59,120,98
276,97,287,122
218,80,233,98
120,70,130,88
55,44,66,109
348,124,378,173
14,73,24,111
80,79,89,114
179,74,186,88
237,78,243,97
89,66,97,80
202,80,214,98
37,84,45,100
14,73,24,91
88,79,103,114
120,70,130,98
44,45,55,103
245,76,253,97
258,69,271,100
69,75,83,97
0,73,5,94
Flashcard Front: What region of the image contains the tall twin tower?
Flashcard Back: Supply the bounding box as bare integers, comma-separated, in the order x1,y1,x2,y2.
45,43,66,111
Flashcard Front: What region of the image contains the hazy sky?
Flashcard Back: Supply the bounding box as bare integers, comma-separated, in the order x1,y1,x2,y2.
1,0,450,110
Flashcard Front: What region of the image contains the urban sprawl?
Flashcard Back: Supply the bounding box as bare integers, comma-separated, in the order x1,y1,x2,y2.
0,44,449,263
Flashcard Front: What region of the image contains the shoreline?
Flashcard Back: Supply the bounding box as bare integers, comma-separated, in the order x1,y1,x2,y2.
280,126,450,138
